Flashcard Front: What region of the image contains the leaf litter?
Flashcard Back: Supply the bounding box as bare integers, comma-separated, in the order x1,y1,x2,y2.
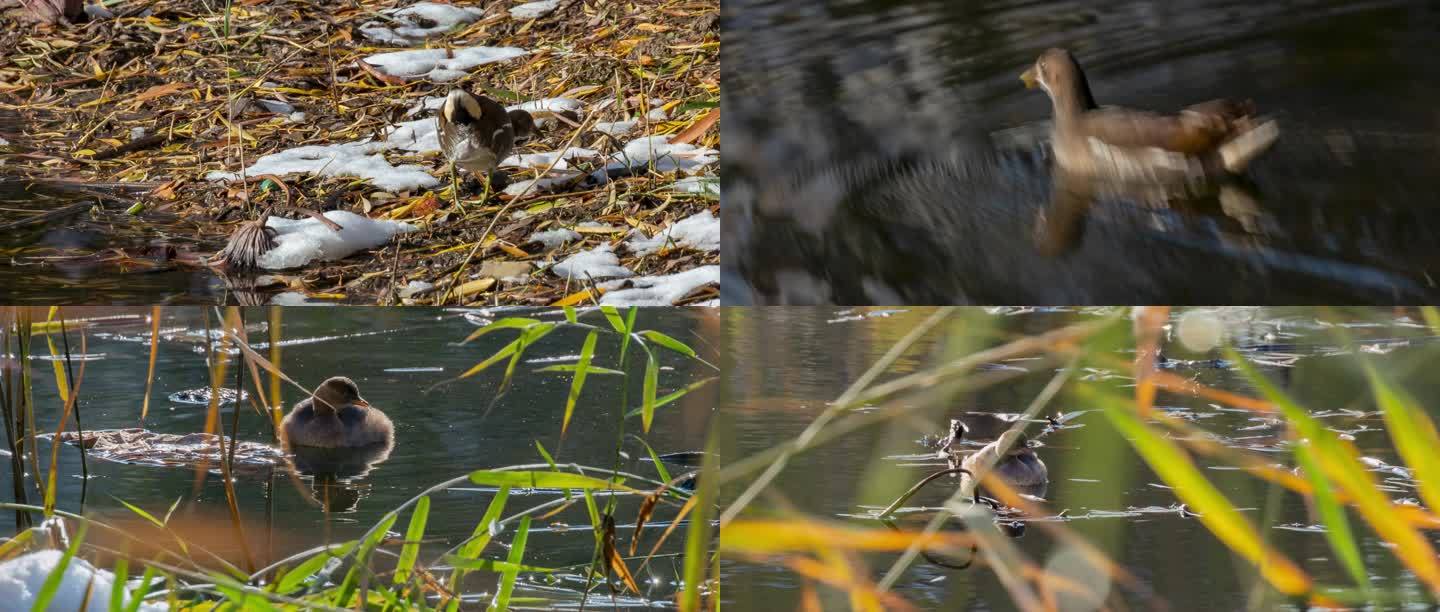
0,0,719,305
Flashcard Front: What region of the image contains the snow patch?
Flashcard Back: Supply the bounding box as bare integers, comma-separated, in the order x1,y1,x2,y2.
507,97,583,114
670,175,719,196
551,244,633,280
528,228,582,250
594,135,719,181
384,117,441,153
503,172,582,196
362,47,528,82
625,210,720,255
501,147,601,170
406,95,447,117
258,210,416,270
0,550,166,612
205,141,439,192
600,266,719,306
359,3,486,46
593,120,638,137
510,0,561,19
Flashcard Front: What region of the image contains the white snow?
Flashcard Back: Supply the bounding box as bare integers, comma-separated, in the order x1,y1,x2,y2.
501,147,600,170
551,244,633,280
257,210,417,270
593,120,638,137
646,107,668,121
528,228,582,250
510,0,561,19
405,95,447,117
0,550,166,612
599,266,719,306
0,137,11,146
269,292,313,305
362,47,528,82
669,175,719,195
360,3,486,46
399,280,435,298
384,117,441,153
130,127,146,140
625,210,720,255
507,97,583,114
502,172,582,196
595,135,719,181
205,141,439,192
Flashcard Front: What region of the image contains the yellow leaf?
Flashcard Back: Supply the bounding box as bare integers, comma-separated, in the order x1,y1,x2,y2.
453,278,496,298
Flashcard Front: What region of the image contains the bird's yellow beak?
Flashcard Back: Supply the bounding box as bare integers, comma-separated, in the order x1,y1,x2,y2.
1020,67,1038,89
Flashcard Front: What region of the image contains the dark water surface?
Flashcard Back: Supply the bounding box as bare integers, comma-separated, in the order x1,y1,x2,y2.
719,307,1440,609
0,179,227,303
1,307,717,607
722,0,1440,304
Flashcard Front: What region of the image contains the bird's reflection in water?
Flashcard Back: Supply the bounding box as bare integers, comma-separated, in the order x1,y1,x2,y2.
1033,169,1273,258
285,441,394,513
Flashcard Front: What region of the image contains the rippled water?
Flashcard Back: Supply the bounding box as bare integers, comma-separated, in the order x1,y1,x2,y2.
0,179,226,303
722,0,1440,304
720,307,1440,609
1,307,717,606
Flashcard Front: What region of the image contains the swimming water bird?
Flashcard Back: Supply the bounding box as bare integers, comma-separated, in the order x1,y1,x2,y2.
436,89,537,193
1020,48,1278,183
281,377,394,448
944,424,1048,497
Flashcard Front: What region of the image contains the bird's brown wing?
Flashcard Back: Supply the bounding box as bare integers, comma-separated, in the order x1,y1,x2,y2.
1078,107,1229,155
1183,98,1256,123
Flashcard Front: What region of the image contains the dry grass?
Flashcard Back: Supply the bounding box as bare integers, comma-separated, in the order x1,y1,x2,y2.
0,0,719,304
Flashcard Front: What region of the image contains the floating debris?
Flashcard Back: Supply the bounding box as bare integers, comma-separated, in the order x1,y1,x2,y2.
168,387,248,405
46,429,284,474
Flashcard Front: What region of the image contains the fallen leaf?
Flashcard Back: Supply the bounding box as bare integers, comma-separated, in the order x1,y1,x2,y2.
132,82,190,104
477,261,532,279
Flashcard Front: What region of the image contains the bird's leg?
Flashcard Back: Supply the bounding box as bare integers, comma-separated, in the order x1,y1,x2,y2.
449,160,467,215
479,171,494,205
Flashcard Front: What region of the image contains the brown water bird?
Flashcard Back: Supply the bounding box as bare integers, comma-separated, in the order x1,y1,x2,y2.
282,377,394,448
1020,48,1278,183
437,89,537,181
945,425,1048,497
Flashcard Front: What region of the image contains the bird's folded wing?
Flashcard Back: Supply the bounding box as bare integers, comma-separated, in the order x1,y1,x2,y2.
1078,108,1226,154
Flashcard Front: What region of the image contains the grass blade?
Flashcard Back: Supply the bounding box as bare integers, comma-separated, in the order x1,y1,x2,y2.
1081,385,1312,596
680,428,718,612
468,469,640,493
394,495,431,585
140,307,161,426
562,330,598,435
491,516,531,611
462,318,542,344
641,346,658,433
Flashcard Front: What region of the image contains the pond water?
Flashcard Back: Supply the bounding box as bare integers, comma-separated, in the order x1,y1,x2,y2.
0,180,227,304
1,306,718,607
719,307,1440,609
722,0,1440,304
